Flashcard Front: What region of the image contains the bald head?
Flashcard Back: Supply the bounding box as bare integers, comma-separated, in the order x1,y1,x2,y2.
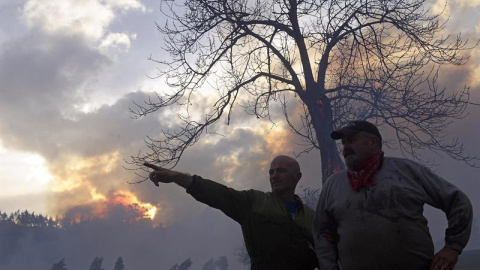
271,155,301,173
269,155,302,201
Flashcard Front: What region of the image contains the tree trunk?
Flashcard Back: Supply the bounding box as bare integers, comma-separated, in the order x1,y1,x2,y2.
305,92,345,184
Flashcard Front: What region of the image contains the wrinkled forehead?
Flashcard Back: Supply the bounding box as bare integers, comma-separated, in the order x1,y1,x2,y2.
270,156,300,172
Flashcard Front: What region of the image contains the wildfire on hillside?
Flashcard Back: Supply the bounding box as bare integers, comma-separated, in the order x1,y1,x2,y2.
61,189,158,225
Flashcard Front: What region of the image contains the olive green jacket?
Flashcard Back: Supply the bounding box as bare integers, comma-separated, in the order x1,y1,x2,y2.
186,175,318,270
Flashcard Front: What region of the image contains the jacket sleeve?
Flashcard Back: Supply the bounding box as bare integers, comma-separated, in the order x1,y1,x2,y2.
186,175,252,224
416,164,473,253
313,179,340,270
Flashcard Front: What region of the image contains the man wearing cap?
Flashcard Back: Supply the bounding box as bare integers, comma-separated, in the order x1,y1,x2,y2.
145,155,319,270
313,120,472,270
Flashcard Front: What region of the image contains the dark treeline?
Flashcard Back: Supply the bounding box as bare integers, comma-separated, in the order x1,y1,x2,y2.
51,256,125,270
0,209,241,270
0,209,59,228
49,255,227,270
49,255,229,270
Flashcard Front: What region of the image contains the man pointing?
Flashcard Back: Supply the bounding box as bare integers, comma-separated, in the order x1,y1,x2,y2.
145,155,319,270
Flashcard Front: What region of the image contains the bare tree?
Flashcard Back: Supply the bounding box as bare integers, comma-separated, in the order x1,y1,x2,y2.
130,0,478,182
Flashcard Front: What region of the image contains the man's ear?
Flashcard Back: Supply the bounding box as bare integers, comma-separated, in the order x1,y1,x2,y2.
297,172,302,182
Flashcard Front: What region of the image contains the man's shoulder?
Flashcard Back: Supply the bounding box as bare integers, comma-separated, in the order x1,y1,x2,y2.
245,189,273,202
249,189,268,195
381,156,425,171
324,169,348,186
383,156,416,164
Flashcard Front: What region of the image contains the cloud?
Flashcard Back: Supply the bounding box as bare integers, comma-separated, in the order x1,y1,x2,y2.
22,0,145,45
454,0,480,8
103,0,147,12
0,33,111,153
431,0,480,33
23,0,114,43
431,0,450,18
468,47,480,87
99,33,135,55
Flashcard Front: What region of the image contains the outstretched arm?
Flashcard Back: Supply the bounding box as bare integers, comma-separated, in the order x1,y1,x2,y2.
144,163,192,189
144,163,251,223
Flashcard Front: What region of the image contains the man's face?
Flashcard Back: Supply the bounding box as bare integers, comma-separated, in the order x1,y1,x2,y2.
268,157,301,195
341,132,378,170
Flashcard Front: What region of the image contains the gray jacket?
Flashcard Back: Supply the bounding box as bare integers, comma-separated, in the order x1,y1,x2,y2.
313,157,473,270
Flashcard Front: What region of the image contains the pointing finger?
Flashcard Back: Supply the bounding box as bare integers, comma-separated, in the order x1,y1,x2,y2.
144,162,161,171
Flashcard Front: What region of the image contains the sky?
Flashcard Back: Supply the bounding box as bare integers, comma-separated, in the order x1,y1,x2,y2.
0,0,480,268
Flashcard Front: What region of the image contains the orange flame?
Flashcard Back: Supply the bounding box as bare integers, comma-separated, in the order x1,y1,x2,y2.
61,189,158,225
108,190,158,220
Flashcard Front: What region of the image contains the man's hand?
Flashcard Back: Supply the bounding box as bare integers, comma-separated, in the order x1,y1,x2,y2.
143,163,192,188
429,247,459,270
144,163,176,186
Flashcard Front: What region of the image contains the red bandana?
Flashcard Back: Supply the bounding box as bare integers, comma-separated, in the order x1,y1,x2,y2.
347,151,383,191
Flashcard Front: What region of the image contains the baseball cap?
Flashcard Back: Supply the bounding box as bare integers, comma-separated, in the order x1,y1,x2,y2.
331,120,382,141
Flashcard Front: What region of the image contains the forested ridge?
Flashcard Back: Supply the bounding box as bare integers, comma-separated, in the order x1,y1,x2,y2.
0,209,239,269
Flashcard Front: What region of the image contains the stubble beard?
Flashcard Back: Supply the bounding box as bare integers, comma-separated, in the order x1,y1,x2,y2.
343,148,357,171
345,155,357,171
